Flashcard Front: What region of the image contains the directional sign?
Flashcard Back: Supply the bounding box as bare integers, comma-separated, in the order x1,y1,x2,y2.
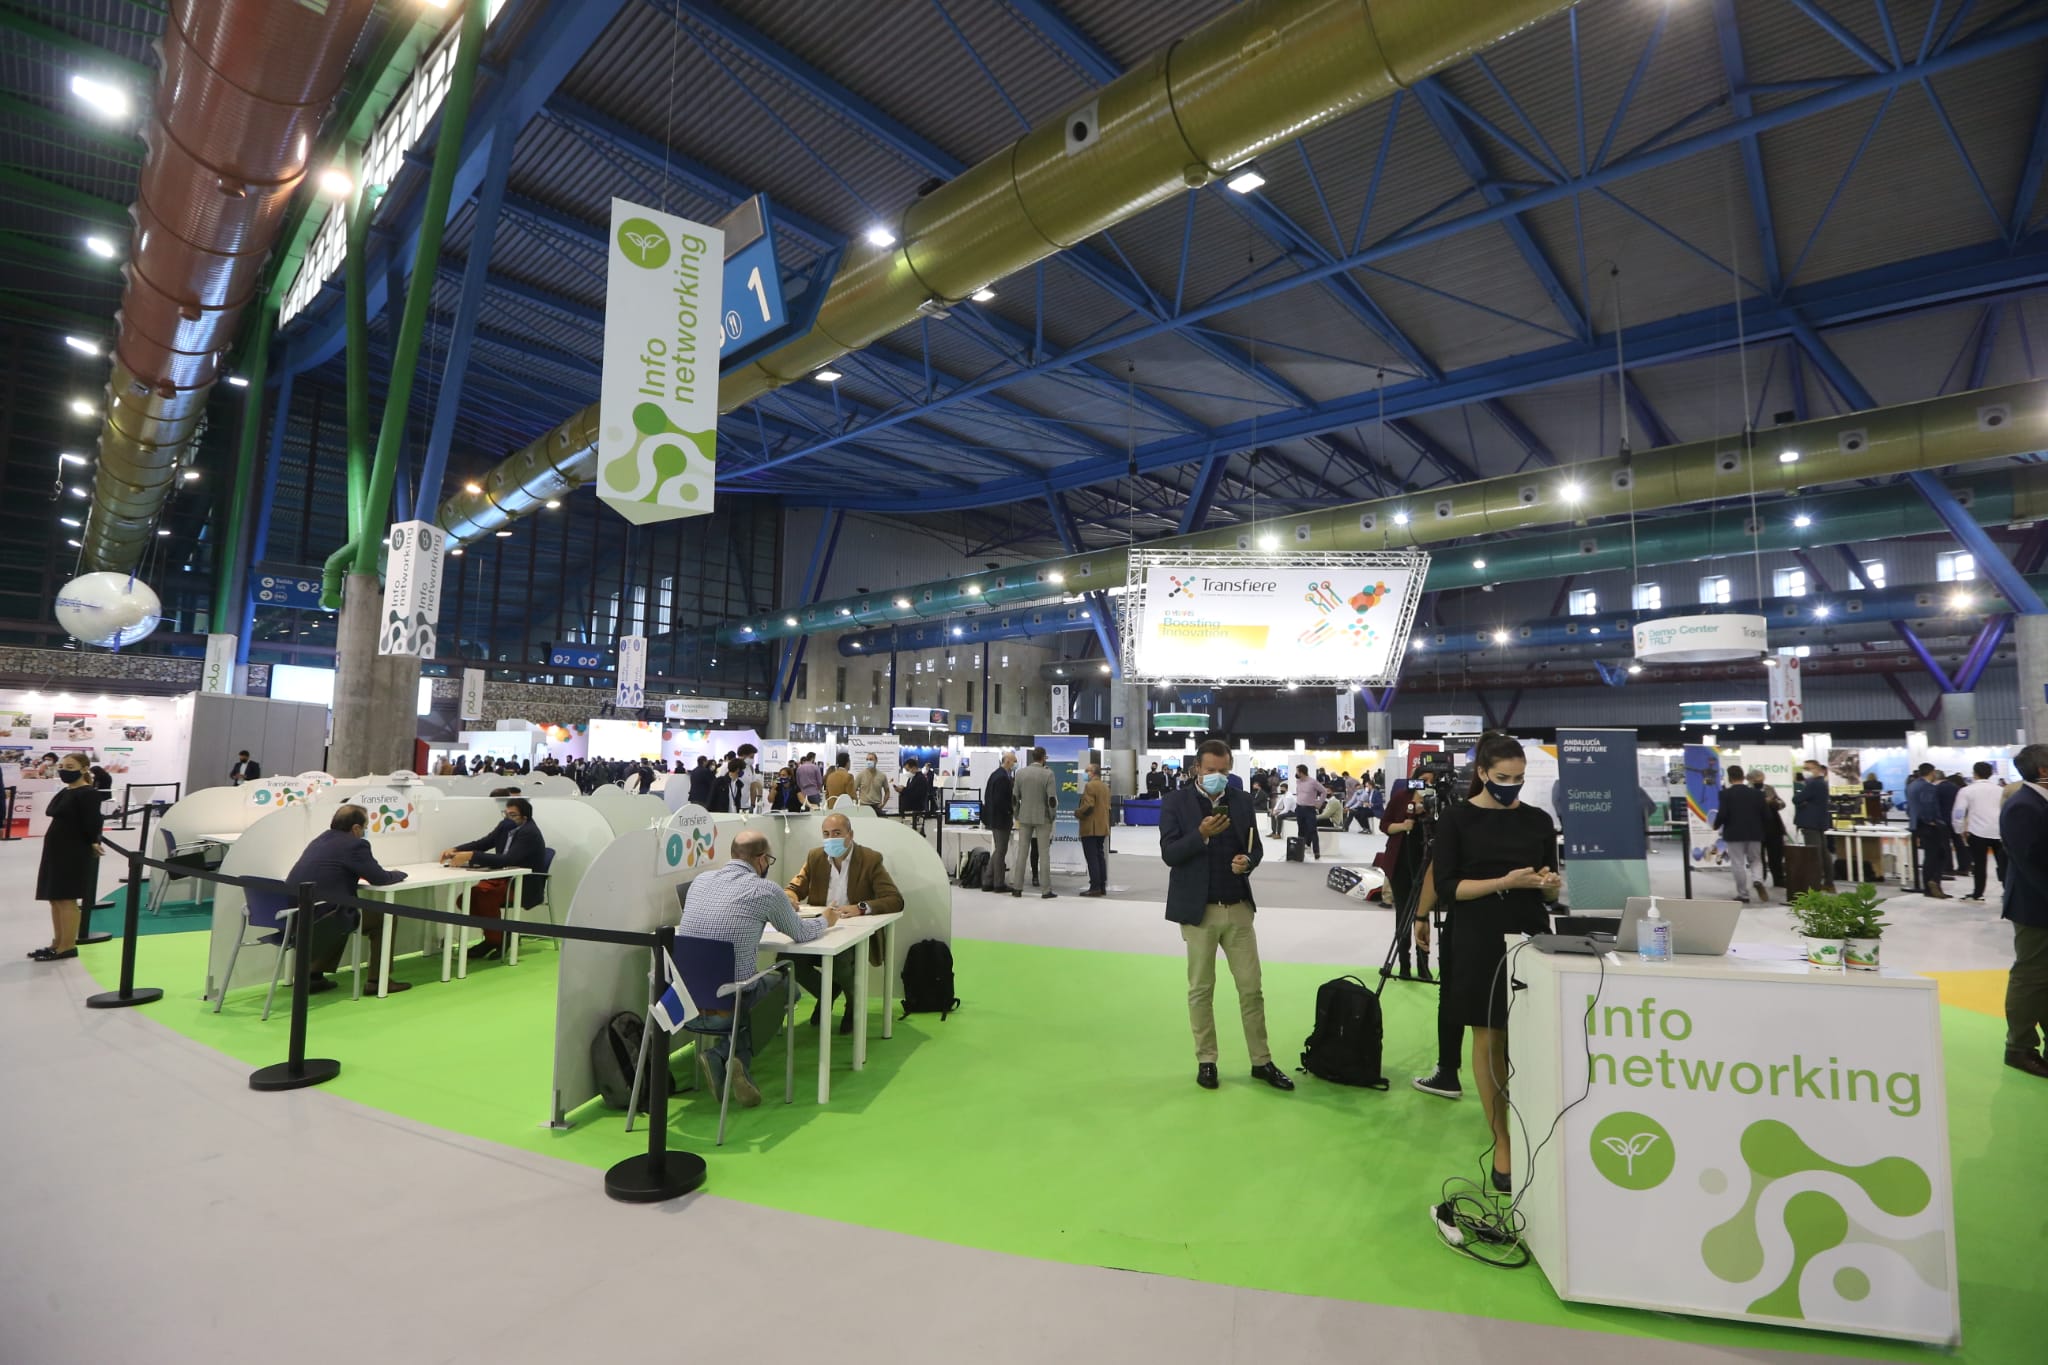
251,569,324,610
719,232,784,356
547,645,605,670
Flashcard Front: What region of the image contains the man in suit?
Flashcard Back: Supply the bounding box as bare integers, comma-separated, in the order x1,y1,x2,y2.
707,759,747,813
1012,746,1058,898
1145,762,1167,799
1077,761,1111,897
229,751,261,786
2000,744,2048,1079
285,804,410,994
784,811,904,1033
982,751,1016,894
1906,762,1952,898
897,758,936,833
1714,766,1769,904
1161,738,1291,1093
687,755,714,807
441,797,547,961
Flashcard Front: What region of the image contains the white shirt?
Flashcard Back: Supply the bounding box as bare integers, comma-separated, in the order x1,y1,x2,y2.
1950,779,2005,839
827,854,851,909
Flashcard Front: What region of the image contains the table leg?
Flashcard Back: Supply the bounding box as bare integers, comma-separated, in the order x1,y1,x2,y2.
817,948,834,1104
508,873,523,965
881,922,895,1041
445,885,459,982
852,939,871,1072
378,895,392,998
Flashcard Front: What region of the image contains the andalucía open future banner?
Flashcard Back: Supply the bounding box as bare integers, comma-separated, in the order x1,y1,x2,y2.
1557,728,1651,909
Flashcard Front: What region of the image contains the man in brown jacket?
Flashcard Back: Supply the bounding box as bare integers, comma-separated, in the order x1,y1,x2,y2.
1078,761,1111,897
784,811,903,1033
823,752,856,804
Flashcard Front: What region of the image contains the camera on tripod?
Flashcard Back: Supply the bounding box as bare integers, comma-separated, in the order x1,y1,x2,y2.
1409,751,1464,821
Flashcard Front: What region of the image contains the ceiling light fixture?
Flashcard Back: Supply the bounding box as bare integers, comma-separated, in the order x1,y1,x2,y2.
67,486,86,498
463,480,482,494
156,528,170,537
69,398,95,418
83,235,117,259
864,225,897,248
964,583,981,596
1493,629,1510,644
1779,448,1800,464
951,626,963,636
226,374,249,388
493,529,511,538
1391,509,1410,526
970,287,996,303
893,596,910,609
1472,557,1487,570
1813,604,1831,619
1224,164,1266,194
63,335,99,356
181,469,200,481
59,453,87,465
544,499,561,509
1560,481,1583,503
1950,592,1971,611
449,547,464,557
317,167,354,198
1627,662,1643,675
784,616,798,627
1793,513,1813,528
70,74,131,119
59,516,80,528
66,538,82,548
1047,571,1065,585
1099,663,1111,674
1258,534,1279,552
1411,638,1425,651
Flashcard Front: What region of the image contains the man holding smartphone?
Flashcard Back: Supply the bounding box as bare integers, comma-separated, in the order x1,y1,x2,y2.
1160,738,1293,1093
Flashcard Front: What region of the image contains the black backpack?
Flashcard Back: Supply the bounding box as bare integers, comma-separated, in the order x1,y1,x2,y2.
899,939,960,1019
957,847,989,887
1299,975,1390,1089
592,1010,648,1111
1286,836,1305,862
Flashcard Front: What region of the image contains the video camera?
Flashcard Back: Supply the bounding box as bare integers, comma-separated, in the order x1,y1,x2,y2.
1408,750,1466,821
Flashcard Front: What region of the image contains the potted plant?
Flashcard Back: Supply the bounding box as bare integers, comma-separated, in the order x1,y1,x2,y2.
1839,884,1888,971
1787,890,1849,971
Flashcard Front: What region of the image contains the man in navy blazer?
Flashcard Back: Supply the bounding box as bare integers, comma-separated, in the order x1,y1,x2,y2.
2001,744,2048,1079
285,803,410,994
1160,738,1292,1094
442,797,547,960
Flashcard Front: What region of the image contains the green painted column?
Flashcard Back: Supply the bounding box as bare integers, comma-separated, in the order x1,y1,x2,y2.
212,303,274,630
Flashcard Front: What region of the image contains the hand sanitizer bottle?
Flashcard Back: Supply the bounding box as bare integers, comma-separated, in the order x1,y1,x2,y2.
1639,897,1672,963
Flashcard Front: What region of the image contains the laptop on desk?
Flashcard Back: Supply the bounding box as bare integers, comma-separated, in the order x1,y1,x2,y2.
1616,898,1744,956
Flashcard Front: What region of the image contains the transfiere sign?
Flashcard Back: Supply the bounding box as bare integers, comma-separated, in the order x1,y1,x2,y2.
599,199,724,526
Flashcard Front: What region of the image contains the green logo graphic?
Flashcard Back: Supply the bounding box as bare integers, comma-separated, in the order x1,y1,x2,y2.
603,401,715,507
1701,1118,1940,1321
1590,1111,1675,1189
616,217,671,269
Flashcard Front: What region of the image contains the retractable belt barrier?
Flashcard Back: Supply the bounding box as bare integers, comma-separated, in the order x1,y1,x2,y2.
96,812,702,1203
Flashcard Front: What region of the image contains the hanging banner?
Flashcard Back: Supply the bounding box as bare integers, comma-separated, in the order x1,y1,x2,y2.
616,635,648,709
664,697,728,721
202,633,237,694
1768,655,1805,723
1335,689,1357,733
1682,744,1727,870
1557,729,1651,909
599,198,724,525
1049,684,1070,735
1632,614,1767,664
460,668,487,721
377,520,445,657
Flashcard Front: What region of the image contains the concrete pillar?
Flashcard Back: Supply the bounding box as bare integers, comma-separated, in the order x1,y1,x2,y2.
1367,710,1392,748
2020,614,2048,744
1938,692,1977,745
329,571,423,777
1106,681,1146,795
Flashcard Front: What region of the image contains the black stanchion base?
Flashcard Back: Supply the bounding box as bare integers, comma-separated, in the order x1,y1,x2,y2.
86,987,162,1009
604,1151,707,1203
249,1057,341,1091
77,932,114,946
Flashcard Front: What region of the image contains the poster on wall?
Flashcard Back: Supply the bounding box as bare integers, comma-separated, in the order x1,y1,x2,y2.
0,691,192,837
1120,548,1428,685
1557,730,1650,909
599,198,724,525
1682,744,1726,869
848,732,901,781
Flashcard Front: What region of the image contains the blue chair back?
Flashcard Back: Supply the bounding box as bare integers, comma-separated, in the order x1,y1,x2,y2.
523,846,556,908
670,933,741,1020
158,825,177,856
243,880,295,938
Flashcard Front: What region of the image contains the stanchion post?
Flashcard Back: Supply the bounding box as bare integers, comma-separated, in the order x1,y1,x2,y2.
605,925,707,1203
1682,839,1693,899
86,839,163,1009
249,881,342,1091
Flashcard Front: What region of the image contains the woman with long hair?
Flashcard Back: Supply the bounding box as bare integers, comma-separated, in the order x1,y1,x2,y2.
1431,733,1560,1193
29,752,104,961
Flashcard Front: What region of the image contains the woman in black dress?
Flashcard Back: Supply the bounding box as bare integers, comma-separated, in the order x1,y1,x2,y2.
1431,733,1561,1193
31,752,105,961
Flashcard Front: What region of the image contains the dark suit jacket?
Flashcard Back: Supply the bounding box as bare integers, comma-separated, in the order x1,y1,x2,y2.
1159,785,1261,926
2000,785,2048,928
982,767,1015,831
285,829,406,910
786,843,904,965
230,759,261,784
1714,783,1767,843
457,818,547,908
1792,774,1832,831
687,765,714,805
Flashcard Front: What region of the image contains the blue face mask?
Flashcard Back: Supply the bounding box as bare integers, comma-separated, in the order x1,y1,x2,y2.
823,837,849,859
1200,773,1228,796
1483,779,1523,806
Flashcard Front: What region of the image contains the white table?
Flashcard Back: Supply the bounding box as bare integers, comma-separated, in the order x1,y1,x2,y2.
1827,825,1913,885
1510,942,1957,1345
760,911,901,1103
355,862,523,997
194,830,242,846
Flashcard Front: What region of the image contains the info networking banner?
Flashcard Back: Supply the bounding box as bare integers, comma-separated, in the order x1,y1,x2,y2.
1557,728,1650,909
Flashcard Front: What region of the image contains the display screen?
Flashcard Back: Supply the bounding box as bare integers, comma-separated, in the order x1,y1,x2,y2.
944,799,981,825
587,717,662,761
270,664,432,716
1125,554,1425,685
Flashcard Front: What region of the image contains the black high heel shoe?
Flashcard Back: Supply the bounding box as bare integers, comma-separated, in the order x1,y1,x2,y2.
28,946,78,962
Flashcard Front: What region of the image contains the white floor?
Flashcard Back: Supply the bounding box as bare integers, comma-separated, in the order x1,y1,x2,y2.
1,827,1998,1364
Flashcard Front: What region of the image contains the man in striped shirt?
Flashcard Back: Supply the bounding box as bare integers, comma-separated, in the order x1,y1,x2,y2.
678,831,849,1105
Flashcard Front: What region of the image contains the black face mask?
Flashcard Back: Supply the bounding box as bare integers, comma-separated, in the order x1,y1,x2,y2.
59,769,83,783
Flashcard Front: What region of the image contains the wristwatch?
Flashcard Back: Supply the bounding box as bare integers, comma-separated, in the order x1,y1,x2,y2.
856,901,871,915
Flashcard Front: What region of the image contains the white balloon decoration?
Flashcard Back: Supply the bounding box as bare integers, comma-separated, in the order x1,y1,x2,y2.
54,572,163,649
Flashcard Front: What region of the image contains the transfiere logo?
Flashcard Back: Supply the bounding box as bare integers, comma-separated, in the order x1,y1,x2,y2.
1165,574,1196,599
617,217,671,269
1589,1110,1675,1189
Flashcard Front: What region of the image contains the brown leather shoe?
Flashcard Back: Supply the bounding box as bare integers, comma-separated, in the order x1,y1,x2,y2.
2005,1050,2048,1079
1924,885,1951,900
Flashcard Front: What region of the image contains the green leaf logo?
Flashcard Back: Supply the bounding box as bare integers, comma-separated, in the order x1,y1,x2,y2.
617,217,671,269
1589,1110,1675,1189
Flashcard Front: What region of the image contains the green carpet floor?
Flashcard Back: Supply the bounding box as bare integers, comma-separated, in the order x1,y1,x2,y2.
84,878,213,937
81,933,2044,1361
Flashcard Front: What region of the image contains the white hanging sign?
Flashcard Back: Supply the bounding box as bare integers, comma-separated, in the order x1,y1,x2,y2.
1049,683,1070,735
1767,655,1805,723
202,633,237,694
378,520,446,657
460,668,487,720
616,635,648,709
1632,614,1767,664
1335,689,1356,733
599,198,723,525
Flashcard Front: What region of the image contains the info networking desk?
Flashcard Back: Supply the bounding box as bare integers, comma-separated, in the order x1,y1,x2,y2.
1508,944,1958,1346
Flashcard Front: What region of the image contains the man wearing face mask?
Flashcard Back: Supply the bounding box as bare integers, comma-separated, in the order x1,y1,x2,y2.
1161,738,1292,1092
982,750,1017,894
784,812,903,1033
441,797,547,961
853,751,889,815
681,831,851,1106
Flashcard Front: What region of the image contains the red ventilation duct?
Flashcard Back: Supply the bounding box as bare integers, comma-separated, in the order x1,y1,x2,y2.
81,0,378,572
